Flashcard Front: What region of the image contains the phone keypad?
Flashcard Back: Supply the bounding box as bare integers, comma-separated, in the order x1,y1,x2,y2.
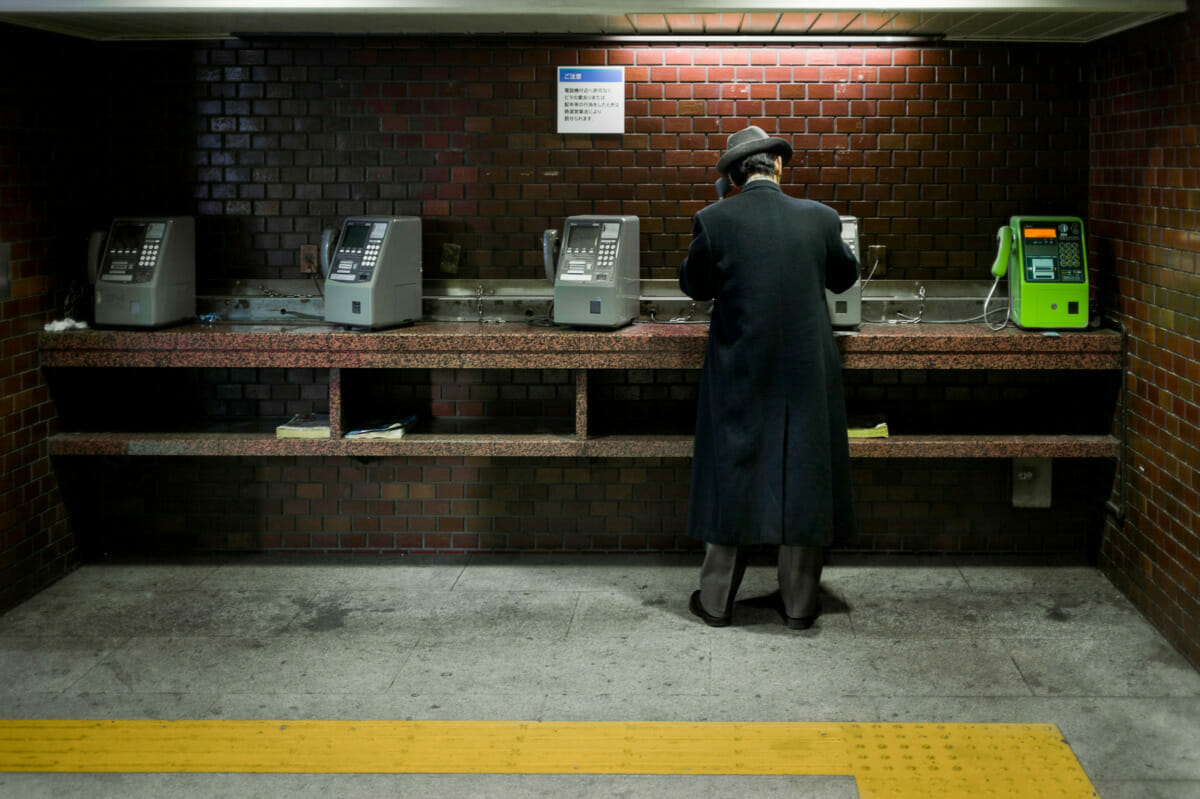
598,240,617,268
1058,238,1085,282
139,241,161,268
1060,242,1080,267
363,240,381,268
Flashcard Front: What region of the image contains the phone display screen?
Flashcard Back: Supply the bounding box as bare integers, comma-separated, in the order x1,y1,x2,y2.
109,223,146,251
566,225,599,251
341,223,371,250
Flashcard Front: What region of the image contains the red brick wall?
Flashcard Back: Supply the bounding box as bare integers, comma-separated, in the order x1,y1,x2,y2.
54,455,1109,557
81,37,1091,284
1090,4,1200,669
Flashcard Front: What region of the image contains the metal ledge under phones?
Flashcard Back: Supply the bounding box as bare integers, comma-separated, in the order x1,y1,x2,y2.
197,280,324,323
195,279,1009,326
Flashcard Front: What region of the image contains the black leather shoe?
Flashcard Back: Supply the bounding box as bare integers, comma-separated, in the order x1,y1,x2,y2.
783,603,822,630
738,591,821,630
689,590,732,627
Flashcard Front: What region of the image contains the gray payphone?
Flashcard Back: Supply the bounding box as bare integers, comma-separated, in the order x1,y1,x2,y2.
541,215,639,329
92,216,195,328
826,215,862,328
322,216,422,330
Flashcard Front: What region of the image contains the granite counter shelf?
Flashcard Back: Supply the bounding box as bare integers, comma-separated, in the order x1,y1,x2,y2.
40,321,1122,460
45,431,1117,459
39,320,1121,371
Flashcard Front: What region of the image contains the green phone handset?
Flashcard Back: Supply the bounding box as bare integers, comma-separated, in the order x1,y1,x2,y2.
991,224,1014,279
983,224,1015,330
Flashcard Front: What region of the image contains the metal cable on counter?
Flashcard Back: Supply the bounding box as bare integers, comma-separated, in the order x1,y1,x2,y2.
981,274,1010,331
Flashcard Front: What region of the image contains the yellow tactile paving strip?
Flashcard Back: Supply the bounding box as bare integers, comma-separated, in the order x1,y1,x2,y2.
0,720,1097,798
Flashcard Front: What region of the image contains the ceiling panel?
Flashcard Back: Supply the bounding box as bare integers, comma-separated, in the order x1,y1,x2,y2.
699,14,745,35
0,2,1186,43
740,13,783,35
775,13,825,36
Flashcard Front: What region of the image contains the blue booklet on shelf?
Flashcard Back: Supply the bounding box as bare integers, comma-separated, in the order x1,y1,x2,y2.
345,416,417,440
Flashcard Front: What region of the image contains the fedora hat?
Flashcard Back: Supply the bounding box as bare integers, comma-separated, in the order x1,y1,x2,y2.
716,125,793,176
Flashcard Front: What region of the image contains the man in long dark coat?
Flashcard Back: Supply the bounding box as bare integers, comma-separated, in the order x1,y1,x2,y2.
680,125,859,630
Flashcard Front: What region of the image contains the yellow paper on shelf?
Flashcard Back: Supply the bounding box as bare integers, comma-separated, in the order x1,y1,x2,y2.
275,413,330,439
847,417,889,438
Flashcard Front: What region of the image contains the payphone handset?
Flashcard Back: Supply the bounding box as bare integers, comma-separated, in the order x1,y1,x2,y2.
990,225,1015,279
542,215,639,329
92,216,195,328
991,215,1089,329
321,216,422,330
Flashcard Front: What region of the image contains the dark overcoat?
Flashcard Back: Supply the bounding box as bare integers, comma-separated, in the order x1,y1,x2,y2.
679,179,860,547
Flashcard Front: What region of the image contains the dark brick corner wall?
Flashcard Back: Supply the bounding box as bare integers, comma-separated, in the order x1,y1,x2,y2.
0,24,86,611
1089,2,1200,670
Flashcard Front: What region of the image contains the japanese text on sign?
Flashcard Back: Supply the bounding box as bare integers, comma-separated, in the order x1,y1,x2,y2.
557,67,625,134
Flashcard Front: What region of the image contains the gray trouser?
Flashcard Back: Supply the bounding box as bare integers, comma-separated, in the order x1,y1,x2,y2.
699,543,823,618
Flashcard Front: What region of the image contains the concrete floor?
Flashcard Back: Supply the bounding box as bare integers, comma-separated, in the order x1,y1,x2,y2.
1,552,1199,798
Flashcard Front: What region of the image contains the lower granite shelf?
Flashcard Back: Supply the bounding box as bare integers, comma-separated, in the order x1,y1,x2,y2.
848,434,1119,459
47,432,1119,460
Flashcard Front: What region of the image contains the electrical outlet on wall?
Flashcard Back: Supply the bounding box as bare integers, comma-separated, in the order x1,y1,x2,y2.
1012,458,1052,508
300,244,318,274
867,244,886,277
439,242,462,274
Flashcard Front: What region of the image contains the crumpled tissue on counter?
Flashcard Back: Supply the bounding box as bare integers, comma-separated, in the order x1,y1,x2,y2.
44,318,89,332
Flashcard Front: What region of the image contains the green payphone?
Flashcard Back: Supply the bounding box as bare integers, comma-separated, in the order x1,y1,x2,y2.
991,216,1089,329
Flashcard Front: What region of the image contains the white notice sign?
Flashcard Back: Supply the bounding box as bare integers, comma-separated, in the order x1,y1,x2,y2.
557,67,625,134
